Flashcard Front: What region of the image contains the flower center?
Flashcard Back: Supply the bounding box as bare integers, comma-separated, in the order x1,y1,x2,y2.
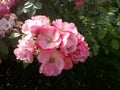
49,57,55,63
47,37,52,43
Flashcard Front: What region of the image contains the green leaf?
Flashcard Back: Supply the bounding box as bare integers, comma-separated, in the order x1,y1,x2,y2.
98,29,107,39
111,39,119,50
24,2,33,9
28,7,36,17
17,5,24,15
8,33,21,39
23,61,29,68
34,2,42,9
28,0,35,3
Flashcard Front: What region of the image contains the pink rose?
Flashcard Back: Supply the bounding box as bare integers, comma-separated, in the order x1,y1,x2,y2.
61,33,78,55
38,50,64,76
22,15,50,36
52,19,78,34
70,36,90,63
14,48,33,63
63,56,73,70
14,37,35,63
36,25,61,50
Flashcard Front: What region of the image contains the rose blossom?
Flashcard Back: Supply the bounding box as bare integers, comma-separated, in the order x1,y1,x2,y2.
52,19,78,34
14,37,35,63
36,25,61,50
63,56,73,70
70,34,90,63
61,33,78,55
22,15,50,36
52,19,78,53
38,50,64,76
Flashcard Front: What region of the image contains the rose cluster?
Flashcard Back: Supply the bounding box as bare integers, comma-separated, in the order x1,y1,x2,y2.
0,0,19,18
14,15,90,76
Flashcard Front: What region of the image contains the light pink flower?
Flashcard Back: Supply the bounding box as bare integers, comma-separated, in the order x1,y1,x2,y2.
0,3,10,17
61,33,78,55
0,18,12,31
36,25,61,50
22,15,50,36
63,56,73,70
70,34,90,63
52,19,78,53
52,19,78,34
31,15,50,24
14,48,33,63
14,37,35,63
38,50,64,76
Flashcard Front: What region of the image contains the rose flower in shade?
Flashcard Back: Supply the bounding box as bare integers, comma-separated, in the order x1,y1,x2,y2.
74,0,84,8
38,50,64,76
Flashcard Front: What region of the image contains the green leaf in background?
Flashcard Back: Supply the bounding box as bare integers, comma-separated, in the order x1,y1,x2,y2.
0,40,8,58
17,5,24,15
28,7,36,17
111,39,119,50
28,0,35,3
34,2,42,9
98,29,107,39
24,2,33,9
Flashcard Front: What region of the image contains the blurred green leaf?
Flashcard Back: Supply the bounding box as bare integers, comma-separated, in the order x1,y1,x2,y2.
98,29,107,39
28,7,36,17
111,39,119,50
34,2,42,9
17,5,24,15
